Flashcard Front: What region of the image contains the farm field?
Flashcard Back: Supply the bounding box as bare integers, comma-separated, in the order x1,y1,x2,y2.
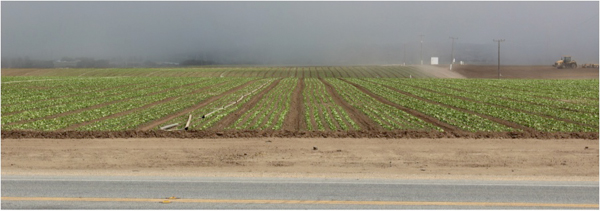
2,66,598,139
0,66,438,78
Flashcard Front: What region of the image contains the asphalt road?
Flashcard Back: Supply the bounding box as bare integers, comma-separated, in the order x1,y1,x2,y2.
2,175,598,209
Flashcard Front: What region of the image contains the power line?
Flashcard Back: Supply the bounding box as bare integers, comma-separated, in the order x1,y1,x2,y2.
419,34,424,65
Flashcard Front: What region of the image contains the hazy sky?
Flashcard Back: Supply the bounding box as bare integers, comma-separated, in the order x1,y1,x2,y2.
2,1,598,65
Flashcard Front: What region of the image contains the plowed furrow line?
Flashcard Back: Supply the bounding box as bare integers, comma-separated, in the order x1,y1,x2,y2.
366,80,535,132
60,81,224,131
211,79,282,130
319,78,380,131
400,82,595,129
137,80,259,130
363,66,384,78
283,78,305,131
384,66,403,78
339,78,457,132
377,66,395,78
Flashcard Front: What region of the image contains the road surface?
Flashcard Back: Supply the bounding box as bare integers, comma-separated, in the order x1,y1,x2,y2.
2,175,598,209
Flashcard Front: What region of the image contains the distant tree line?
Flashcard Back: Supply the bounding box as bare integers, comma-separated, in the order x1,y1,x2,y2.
1,57,186,68
1,57,54,68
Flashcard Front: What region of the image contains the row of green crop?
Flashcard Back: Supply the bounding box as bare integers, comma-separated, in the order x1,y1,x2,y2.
371,79,596,132
448,79,598,102
430,79,598,113
78,78,253,131
408,79,599,128
351,78,513,132
3,78,225,131
325,78,438,131
1,77,129,105
303,78,358,131
2,66,440,78
1,78,161,115
229,78,296,130
1,78,207,126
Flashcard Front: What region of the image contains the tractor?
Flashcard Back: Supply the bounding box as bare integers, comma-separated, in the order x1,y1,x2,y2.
553,56,577,69
581,63,599,68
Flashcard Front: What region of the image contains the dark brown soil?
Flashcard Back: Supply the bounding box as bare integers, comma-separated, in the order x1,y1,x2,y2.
282,78,305,131
452,65,599,79
2,130,597,140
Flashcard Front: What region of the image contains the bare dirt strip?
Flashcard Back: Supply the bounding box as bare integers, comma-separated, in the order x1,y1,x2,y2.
2,138,597,180
211,79,282,130
319,78,381,131
137,79,259,130
282,78,305,131
2,130,598,139
339,78,457,132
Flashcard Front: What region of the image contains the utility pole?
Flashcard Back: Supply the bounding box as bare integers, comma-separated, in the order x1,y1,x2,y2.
419,34,424,65
403,43,406,66
449,36,458,64
493,39,505,79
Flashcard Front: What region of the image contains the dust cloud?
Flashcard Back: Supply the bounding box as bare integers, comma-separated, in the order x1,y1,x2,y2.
2,2,598,65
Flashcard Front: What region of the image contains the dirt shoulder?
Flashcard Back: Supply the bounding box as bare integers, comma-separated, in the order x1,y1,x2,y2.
2,138,597,181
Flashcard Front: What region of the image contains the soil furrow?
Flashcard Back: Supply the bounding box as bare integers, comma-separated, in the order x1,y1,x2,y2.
137,80,259,130
374,66,394,78
319,78,381,131
283,78,304,131
211,79,282,130
363,66,384,78
339,78,457,132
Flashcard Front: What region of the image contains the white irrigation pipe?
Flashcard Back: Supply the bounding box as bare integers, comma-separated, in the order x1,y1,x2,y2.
160,123,179,130
201,80,272,119
184,114,193,130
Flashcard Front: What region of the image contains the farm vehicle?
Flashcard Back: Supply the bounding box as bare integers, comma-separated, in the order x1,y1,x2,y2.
581,64,599,68
553,56,577,69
